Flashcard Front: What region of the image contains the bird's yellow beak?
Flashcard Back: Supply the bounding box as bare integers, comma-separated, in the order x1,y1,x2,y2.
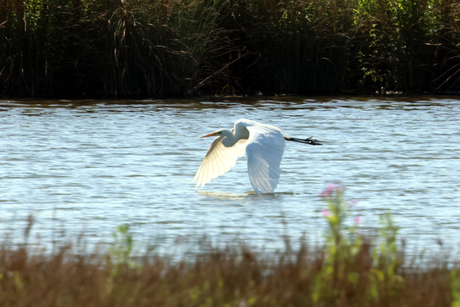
201,132,219,138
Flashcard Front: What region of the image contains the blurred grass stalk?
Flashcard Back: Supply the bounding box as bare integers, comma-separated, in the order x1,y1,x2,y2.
0,185,459,306
0,0,459,98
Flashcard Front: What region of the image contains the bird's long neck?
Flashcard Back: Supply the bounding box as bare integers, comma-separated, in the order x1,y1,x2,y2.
221,130,238,147
221,128,249,147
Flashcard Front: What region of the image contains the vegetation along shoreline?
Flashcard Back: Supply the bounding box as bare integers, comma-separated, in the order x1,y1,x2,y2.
1,0,459,99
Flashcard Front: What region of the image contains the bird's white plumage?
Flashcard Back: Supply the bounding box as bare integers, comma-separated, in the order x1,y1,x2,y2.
245,123,285,193
191,119,286,193
191,135,247,188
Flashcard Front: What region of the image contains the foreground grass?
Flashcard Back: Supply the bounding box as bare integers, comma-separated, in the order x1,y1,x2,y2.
1,185,459,306
1,0,459,98
0,240,454,306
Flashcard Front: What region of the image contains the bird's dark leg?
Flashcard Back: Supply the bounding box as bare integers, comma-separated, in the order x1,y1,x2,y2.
284,136,322,145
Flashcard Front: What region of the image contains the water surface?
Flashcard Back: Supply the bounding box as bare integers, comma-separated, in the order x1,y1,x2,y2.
0,96,459,256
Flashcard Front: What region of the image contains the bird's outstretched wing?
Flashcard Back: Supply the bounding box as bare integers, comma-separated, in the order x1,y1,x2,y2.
191,135,247,188
245,123,285,194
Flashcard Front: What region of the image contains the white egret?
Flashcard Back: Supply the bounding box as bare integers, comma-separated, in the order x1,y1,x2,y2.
191,119,322,194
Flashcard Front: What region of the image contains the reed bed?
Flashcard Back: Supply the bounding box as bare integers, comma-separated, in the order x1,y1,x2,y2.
0,0,459,98
1,185,459,306
0,238,455,306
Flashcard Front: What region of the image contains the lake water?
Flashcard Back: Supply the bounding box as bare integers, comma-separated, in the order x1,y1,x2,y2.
0,96,459,257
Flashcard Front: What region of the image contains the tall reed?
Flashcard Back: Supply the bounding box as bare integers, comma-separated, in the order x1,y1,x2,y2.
230,0,355,95
0,0,247,97
350,0,444,93
432,0,460,91
0,0,459,97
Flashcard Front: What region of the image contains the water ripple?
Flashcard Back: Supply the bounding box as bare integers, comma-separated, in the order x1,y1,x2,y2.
0,97,459,256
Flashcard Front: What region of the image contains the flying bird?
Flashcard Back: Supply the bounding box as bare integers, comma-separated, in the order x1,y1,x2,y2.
191,119,322,194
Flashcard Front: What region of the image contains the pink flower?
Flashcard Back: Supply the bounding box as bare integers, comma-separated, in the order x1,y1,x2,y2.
354,215,361,224
322,209,330,217
319,183,345,198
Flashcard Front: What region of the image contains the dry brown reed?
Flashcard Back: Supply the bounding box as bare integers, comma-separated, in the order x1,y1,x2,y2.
0,207,457,307
0,240,454,307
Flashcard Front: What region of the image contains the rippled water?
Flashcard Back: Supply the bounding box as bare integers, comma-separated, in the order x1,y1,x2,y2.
0,97,459,256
